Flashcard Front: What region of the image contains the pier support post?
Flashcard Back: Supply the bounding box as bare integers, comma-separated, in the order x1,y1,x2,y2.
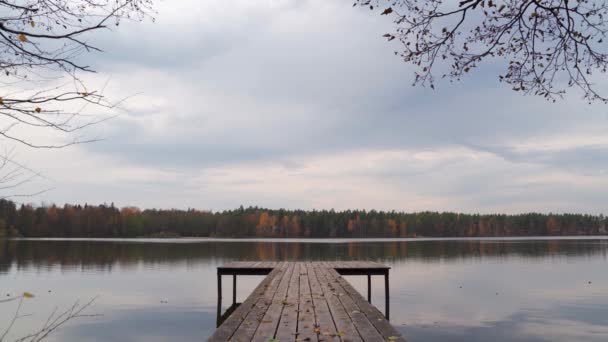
232,275,237,305
217,272,222,301
216,271,222,327
367,274,372,303
384,271,390,320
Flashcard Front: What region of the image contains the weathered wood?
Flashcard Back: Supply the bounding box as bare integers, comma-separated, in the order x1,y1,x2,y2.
331,271,405,341
251,263,296,342
230,263,288,341
306,262,338,342
275,263,301,340
322,267,383,341
297,263,318,342
210,266,284,342
211,261,405,342
315,265,363,342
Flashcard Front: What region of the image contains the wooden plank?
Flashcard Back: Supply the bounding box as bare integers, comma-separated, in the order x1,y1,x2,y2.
322,261,400,339
251,263,296,342
259,261,275,268
221,261,250,269
209,265,285,341
212,261,404,342
322,268,384,341
331,271,406,341
221,261,263,270
275,263,301,340
307,263,339,342
315,264,362,342
230,263,289,341
297,263,317,342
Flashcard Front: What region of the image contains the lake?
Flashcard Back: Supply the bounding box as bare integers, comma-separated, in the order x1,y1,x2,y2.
1,237,607,341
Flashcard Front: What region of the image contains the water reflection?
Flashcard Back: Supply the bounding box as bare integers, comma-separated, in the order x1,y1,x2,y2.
0,238,607,342
57,306,216,342
1,238,607,273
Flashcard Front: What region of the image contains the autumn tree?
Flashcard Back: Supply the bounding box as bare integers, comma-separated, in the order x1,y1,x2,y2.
290,215,301,237
0,200,605,238
387,218,398,236
547,214,560,235
359,0,608,103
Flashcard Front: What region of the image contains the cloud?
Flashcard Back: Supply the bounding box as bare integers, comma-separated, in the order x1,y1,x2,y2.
8,0,608,213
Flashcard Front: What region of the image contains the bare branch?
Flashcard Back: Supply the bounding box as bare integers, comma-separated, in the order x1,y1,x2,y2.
360,0,608,103
0,294,99,342
0,0,154,196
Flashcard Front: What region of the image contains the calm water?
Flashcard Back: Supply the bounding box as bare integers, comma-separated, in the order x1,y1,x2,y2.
1,237,607,341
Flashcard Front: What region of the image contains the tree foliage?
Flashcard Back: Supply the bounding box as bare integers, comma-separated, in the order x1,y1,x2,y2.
0,199,605,238
359,0,608,102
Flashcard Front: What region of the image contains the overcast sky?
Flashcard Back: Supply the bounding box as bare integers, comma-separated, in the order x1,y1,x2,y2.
13,0,608,214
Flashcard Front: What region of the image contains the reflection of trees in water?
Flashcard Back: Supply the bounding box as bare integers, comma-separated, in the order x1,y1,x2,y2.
0,239,607,273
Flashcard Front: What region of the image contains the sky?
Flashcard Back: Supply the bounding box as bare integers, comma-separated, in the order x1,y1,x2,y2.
10,0,608,214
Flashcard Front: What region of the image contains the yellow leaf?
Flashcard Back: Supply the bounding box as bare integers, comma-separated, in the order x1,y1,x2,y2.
23,292,34,298
18,34,26,42
31,21,35,28
35,107,41,113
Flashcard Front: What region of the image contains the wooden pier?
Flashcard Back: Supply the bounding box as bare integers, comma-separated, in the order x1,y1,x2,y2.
209,261,406,341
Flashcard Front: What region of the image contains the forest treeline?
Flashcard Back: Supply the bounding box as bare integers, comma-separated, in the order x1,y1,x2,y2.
0,199,606,238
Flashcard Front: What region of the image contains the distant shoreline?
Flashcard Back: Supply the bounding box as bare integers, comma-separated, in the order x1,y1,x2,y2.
1,199,606,239
4,235,608,243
